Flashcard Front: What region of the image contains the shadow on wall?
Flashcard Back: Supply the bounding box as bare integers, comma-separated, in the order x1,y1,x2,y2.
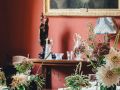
61,27,71,59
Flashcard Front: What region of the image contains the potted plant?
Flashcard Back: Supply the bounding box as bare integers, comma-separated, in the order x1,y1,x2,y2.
65,63,91,90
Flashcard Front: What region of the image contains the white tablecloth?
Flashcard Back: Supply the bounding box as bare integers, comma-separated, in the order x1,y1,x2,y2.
58,87,98,90
58,82,120,90
58,81,120,90
0,86,8,90
58,86,120,90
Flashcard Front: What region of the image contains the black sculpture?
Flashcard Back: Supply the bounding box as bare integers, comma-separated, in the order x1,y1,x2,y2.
39,13,49,59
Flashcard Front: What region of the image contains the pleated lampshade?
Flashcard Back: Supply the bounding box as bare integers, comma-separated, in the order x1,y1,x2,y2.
94,17,117,34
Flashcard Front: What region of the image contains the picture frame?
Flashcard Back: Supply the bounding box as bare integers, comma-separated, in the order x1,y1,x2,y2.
44,0,120,16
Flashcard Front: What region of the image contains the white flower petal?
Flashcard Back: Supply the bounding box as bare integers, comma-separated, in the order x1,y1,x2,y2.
96,65,119,87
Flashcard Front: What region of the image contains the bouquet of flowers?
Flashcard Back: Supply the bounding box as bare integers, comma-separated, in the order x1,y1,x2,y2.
11,74,29,90
86,24,120,90
11,73,44,90
96,47,120,89
67,23,120,90
11,56,45,90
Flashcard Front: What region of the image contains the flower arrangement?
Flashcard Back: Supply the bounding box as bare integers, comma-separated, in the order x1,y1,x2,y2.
11,74,29,89
86,24,120,90
11,73,44,90
0,56,45,90
96,47,120,89
73,33,87,60
11,58,45,90
67,23,120,90
65,63,91,90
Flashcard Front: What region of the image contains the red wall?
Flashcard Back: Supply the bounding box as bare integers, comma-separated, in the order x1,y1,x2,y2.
4,0,42,62
1,0,120,89
4,0,120,59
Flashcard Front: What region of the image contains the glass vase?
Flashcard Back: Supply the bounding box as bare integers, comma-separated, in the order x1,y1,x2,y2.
100,85,116,90
75,53,82,61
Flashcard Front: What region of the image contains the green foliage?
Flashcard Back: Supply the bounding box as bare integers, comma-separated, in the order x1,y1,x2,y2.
65,74,91,90
100,84,116,90
89,56,107,73
12,60,45,90
30,75,45,89
16,85,26,90
86,24,110,72
88,56,106,72
0,70,6,86
10,74,45,90
15,61,33,74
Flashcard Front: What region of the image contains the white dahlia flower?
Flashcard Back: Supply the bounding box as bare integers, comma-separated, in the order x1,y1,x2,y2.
96,65,119,87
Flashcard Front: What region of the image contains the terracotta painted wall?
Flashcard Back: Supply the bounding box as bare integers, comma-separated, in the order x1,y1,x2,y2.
1,0,120,89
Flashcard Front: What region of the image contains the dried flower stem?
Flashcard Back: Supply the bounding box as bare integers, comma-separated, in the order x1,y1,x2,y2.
113,30,120,49
36,52,52,74
75,62,82,75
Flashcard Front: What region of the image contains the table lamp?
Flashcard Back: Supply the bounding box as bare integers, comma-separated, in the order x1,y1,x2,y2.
94,17,117,34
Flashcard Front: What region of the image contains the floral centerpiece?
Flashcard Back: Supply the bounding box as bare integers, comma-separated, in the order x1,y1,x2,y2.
11,74,29,90
0,56,45,90
11,73,44,90
96,47,120,90
11,57,45,90
86,24,120,90
66,23,120,90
